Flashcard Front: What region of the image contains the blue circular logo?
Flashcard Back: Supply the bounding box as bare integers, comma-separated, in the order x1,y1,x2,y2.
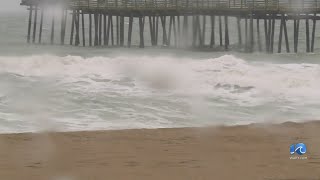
295,143,307,155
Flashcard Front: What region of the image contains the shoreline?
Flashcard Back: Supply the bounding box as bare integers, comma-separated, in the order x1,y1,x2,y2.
0,120,319,180
1,120,317,135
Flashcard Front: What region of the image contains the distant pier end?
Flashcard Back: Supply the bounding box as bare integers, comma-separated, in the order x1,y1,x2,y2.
20,0,320,53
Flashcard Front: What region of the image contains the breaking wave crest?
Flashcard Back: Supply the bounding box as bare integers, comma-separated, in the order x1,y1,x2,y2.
0,54,320,132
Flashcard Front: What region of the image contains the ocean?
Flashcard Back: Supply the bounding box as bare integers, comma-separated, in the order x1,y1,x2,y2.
1,11,320,133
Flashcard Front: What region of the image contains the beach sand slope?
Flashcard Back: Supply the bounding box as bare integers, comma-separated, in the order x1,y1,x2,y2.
0,121,319,180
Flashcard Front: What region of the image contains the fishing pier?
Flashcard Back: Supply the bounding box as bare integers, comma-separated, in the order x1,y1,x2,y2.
21,0,320,53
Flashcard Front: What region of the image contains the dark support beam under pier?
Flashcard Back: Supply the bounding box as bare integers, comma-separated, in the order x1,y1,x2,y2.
177,16,181,47
210,15,215,48
32,5,37,43
263,18,267,52
168,16,173,46
311,13,317,52
127,15,133,47
155,16,159,46
219,16,222,47
139,16,145,48
294,15,300,53
50,10,55,45
81,10,85,47
270,15,276,53
99,14,102,46
278,14,284,53
266,16,270,53
149,16,154,46
161,16,167,46
106,15,111,46
197,16,203,48
183,16,188,47
192,16,196,47
237,17,242,46
283,14,290,53
70,10,75,45
89,13,92,46
38,8,43,44
104,14,107,46
249,13,254,52
257,18,262,52
94,13,98,46
110,15,114,46
60,9,67,45
27,5,33,43
306,17,310,53
60,9,65,45
224,16,229,51
173,16,177,47
202,15,206,47
75,10,80,46
116,16,119,46
245,17,248,51
120,16,124,46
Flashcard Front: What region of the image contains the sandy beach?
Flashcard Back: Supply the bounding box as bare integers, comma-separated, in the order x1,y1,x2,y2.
0,121,319,180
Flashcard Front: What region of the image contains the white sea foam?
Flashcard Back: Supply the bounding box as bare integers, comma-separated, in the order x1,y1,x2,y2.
0,54,319,133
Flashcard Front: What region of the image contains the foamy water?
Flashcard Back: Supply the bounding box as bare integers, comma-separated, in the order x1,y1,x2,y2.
1,12,320,133
0,54,320,133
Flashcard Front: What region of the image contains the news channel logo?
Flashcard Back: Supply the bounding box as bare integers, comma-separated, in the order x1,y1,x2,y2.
290,143,307,155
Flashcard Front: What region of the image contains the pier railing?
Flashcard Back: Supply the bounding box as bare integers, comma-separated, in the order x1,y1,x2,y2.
68,0,320,11
22,0,320,12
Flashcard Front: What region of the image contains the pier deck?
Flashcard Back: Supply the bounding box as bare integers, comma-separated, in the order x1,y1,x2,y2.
20,0,320,53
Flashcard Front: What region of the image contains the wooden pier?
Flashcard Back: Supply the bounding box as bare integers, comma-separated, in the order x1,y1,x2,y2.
21,0,320,53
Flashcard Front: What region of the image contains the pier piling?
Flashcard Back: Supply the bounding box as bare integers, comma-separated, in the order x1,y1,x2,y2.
202,16,206,47
50,11,55,45
75,10,80,46
210,15,215,48
110,15,114,46
219,16,222,47
27,5,33,43
224,16,229,50
128,15,133,47
70,11,75,45
20,0,320,53
270,15,275,53
94,13,98,46
103,14,107,46
82,11,85,46
237,17,242,46
278,15,284,53
139,16,145,48
257,18,262,52
283,15,290,53
89,13,92,46
99,14,102,46
38,8,43,44
161,16,168,46
155,16,159,45
32,5,37,43
116,16,119,46
249,13,254,52
306,17,310,53
120,16,124,46
106,15,111,46
311,14,317,52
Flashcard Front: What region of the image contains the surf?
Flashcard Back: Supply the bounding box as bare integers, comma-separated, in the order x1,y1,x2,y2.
0,54,320,133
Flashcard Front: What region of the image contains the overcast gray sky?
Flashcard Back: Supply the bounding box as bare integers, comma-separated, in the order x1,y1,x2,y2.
0,0,24,12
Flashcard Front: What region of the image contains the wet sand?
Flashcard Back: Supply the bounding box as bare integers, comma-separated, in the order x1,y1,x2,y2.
0,121,320,180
